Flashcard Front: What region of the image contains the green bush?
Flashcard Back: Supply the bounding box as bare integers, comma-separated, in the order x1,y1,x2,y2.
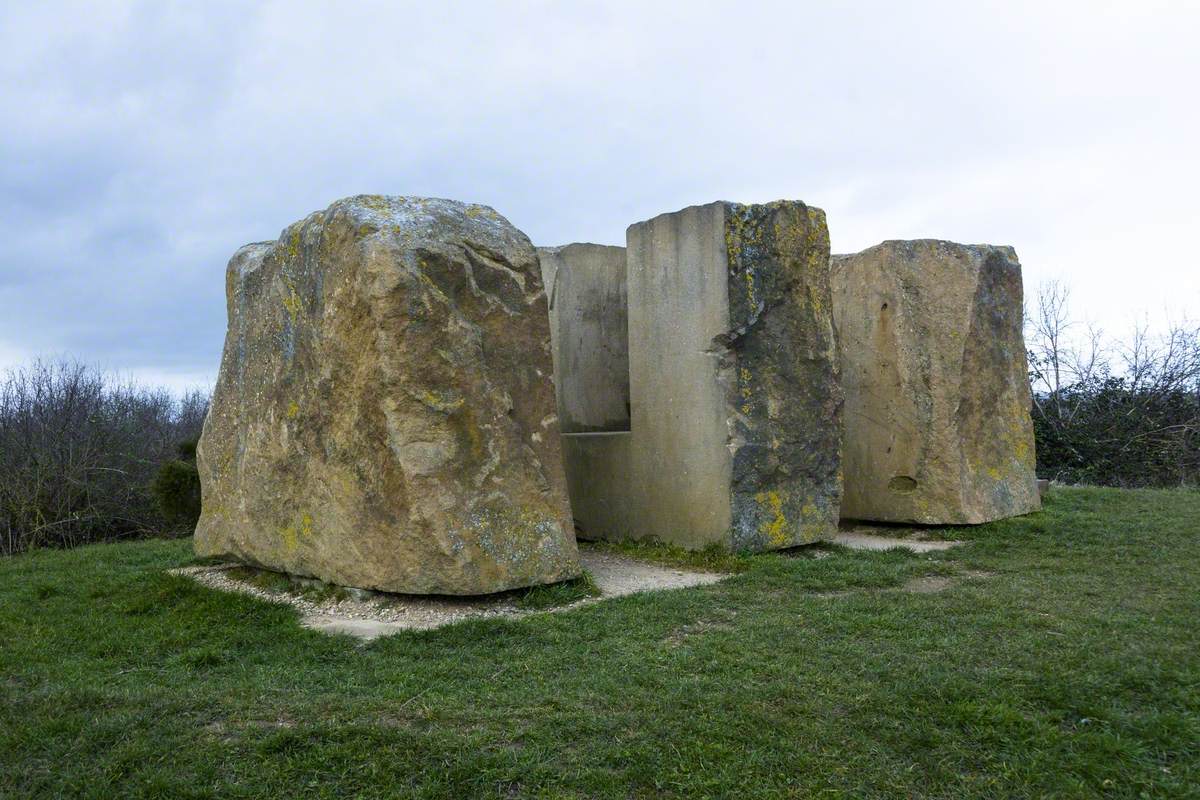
176,437,199,461
151,459,202,531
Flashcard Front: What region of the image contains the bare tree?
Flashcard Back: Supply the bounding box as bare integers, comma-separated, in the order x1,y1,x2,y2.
1026,285,1200,487
0,359,210,555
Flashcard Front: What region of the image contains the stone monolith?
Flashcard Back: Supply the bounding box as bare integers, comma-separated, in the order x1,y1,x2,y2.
536,244,630,433
536,244,636,539
623,201,842,549
831,240,1040,524
195,195,580,594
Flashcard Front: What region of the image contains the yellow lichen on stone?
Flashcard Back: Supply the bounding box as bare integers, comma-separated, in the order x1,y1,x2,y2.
448,405,486,462
416,266,450,305
406,386,464,414
790,500,827,543
281,276,302,322
756,490,791,547
421,390,464,413
285,226,302,261
280,523,298,553
734,369,753,417
356,195,394,217
286,401,300,419
739,367,753,414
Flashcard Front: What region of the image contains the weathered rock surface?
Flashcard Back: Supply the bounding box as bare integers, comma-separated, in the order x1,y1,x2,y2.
195,195,580,594
623,201,842,550
831,240,1040,524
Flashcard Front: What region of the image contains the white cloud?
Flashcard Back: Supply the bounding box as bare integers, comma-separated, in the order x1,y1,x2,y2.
1,0,1197,387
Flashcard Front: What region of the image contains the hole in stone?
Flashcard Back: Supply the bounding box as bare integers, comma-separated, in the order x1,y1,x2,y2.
888,475,918,493
881,302,889,311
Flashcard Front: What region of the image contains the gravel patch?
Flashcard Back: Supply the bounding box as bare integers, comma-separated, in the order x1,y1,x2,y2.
171,548,729,640
581,550,726,597
832,530,962,553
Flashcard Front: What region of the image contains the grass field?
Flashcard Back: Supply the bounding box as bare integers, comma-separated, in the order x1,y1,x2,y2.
2,487,1198,798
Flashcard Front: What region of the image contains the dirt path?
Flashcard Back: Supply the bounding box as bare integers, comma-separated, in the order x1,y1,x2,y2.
581,550,727,596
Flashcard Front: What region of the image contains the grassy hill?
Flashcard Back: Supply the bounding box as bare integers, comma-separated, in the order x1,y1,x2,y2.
2,487,1198,798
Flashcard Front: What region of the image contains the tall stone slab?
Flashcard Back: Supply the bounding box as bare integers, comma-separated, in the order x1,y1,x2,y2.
536,244,630,433
831,240,1040,524
195,195,580,594
536,244,637,540
625,201,842,550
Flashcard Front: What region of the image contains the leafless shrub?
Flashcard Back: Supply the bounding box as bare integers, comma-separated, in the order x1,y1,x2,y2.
1027,284,1200,487
0,358,209,555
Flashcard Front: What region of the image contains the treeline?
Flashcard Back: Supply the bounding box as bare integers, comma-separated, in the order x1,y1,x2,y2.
1028,282,1200,488
0,360,207,555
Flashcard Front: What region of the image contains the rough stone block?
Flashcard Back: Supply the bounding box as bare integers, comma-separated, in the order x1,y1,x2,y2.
195,195,580,594
624,201,842,550
831,240,1040,524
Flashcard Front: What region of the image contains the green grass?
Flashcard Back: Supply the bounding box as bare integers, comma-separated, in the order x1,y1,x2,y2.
1,486,1198,798
584,538,756,573
515,571,601,610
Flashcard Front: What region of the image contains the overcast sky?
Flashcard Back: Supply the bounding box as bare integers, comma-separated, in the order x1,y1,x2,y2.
2,1,1198,391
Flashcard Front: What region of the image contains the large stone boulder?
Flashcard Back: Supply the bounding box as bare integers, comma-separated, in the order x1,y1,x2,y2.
195,195,580,594
624,201,843,550
830,240,1040,524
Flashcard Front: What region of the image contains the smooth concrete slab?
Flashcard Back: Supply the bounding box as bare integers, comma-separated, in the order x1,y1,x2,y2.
580,549,727,597
301,616,409,641
175,548,730,640
559,431,637,540
625,203,734,547
537,244,633,540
